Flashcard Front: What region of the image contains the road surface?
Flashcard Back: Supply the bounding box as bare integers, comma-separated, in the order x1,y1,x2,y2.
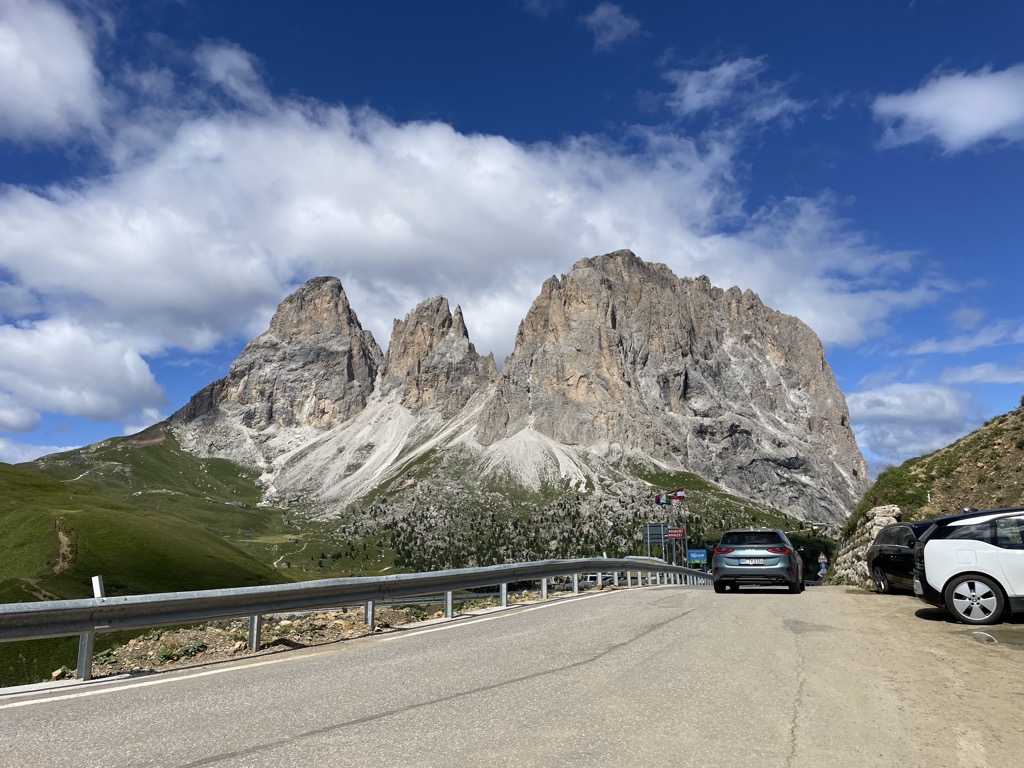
2,585,1022,767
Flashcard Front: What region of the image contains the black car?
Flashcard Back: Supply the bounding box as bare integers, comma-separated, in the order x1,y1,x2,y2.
865,520,934,594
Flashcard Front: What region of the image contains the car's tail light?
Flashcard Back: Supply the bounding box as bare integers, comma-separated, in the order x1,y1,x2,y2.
714,547,734,554
767,546,790,554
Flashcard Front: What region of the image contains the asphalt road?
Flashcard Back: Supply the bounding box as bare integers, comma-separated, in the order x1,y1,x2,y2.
2,584,1023,767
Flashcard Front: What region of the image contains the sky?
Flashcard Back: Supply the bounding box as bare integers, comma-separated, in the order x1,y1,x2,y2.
0,0,1022,477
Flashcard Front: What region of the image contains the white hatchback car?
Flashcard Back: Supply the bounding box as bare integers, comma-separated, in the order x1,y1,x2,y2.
913,507,1024,625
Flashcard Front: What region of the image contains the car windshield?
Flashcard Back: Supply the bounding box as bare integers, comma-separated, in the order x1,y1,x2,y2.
719,531,783,547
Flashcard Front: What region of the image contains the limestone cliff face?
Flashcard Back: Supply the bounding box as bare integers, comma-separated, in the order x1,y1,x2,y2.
475,250,868,521
173,276,382,432
170,250,869,523
380,297,497,417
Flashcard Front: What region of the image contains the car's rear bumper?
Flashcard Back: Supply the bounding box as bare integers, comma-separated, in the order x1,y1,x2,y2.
712,565,797,586
913,571,943,607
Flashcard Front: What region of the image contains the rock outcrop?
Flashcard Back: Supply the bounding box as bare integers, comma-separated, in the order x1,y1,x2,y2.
172,276,382,462
380,297,497,417
476,250,866,522
170,250,869,523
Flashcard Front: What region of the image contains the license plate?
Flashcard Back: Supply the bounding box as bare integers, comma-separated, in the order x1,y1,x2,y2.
738,558,764,565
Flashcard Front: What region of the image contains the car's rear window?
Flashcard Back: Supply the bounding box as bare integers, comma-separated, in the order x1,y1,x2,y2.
719,531,783,547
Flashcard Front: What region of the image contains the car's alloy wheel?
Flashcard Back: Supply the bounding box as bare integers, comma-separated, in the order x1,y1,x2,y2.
872,566,890,594
944,574,1005,625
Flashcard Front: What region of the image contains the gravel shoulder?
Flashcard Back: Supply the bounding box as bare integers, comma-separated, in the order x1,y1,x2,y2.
784,586,1024,767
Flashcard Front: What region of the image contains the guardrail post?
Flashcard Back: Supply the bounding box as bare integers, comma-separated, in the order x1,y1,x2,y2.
626,571,633,588
613,571,620,587
365,600,375,630
500,583,508,608
541,578,548,599
444,591,453,618
248,614,263,651
572,574,579,594
76,575,105,681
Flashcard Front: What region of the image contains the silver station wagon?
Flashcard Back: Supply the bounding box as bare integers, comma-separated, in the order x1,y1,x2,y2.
712,527,804,593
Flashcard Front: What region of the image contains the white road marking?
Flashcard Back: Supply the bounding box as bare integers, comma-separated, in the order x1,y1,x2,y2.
0,591,608,709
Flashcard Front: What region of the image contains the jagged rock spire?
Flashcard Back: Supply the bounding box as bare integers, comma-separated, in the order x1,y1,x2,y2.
381,296,496,415
173,276,382,430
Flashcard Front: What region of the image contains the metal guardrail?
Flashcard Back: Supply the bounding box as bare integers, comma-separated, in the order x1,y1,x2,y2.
0,558,711,682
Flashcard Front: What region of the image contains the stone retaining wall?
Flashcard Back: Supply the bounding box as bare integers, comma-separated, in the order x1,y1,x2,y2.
826,504,902,589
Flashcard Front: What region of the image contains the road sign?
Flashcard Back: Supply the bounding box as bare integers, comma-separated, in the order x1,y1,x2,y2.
687,549,707,564
666,527,686,539
643,522,667,544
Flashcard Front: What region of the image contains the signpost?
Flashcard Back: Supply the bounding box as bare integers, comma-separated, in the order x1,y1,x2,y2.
653,488,689,565
643,522,667,559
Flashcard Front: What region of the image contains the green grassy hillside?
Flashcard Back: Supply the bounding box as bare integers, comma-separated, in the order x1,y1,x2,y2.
0,458,290,600
842,400,1024,538
0,458,295,688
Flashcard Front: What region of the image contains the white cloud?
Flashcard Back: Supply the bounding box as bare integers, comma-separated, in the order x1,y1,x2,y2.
0,0,104,142
848,383,986,469
873,64,1024,153
195,42,271,111
0,319,165,427
701,195,932,345
662,57,807,125
0,392,36,431
580,3,643,51
664,58,764,116
122,407,165,436
907,321,1018,354
0,436,73,464
0,36,942,455
940,363,1024,385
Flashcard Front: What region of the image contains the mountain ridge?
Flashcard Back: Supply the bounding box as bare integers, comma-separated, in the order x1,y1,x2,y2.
169,249,868,525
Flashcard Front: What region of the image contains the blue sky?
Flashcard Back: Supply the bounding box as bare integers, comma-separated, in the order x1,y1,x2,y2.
1,0,1022,476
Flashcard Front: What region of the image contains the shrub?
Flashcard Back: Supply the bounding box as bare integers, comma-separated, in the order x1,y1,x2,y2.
154,639,207,664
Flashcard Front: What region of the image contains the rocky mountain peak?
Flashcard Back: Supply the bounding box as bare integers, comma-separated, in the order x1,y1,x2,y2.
267,276,364,341
381,296,496,415
170,250,869,524
475,249,868,521
172,276,382,435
